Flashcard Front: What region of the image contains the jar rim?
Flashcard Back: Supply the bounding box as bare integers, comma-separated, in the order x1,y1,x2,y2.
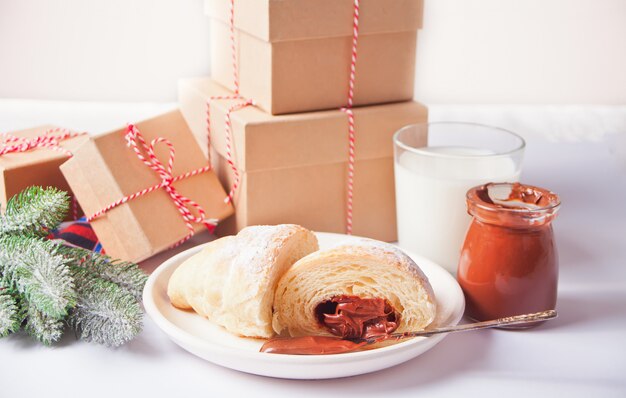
468,182,561,213
466,182,561,226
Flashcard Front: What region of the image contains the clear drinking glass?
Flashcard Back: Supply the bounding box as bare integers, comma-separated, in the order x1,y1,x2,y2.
393,122,526,274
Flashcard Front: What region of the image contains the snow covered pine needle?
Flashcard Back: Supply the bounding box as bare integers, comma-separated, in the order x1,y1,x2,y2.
0,186,147,347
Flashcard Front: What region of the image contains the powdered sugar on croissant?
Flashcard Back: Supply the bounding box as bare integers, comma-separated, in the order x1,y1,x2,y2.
167,224,318,338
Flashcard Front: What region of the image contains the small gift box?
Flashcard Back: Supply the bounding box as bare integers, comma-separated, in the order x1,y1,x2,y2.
60,110,234,262
0,126,88,216
179,77,428,241
206,0,423,115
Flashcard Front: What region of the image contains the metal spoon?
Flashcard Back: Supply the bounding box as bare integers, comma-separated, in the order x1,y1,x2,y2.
363,309,557,343
260,310,557,355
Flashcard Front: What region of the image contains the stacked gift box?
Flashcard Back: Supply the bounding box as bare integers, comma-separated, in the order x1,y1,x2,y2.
180,0,428,242
206,0,423,115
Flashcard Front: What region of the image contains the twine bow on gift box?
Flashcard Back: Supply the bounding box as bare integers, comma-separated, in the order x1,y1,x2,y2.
206,0,362,234
0,128,87,219
87,124,218,248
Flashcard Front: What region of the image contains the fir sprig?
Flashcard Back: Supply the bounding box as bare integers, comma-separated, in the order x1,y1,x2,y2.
0,285,22,337
24,305,64,345
60,247,148,300
0,236,76,319
0,186,69,236
70,268,143,347
0,186,147,347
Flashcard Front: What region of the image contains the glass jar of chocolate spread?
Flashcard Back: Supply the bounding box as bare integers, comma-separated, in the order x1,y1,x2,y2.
457,182,561,328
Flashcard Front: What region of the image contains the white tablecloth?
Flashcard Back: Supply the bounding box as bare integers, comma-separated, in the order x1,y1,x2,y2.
1,100,625,397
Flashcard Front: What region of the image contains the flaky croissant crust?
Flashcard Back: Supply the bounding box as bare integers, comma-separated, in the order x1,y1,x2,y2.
272,238,437,337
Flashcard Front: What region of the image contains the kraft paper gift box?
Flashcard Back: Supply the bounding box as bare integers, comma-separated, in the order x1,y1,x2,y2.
206,0,423,115
0,126,88,215
179,78,428,241
60,110,234,262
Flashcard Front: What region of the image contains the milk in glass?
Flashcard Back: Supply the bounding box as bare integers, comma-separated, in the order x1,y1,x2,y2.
395,146,520,273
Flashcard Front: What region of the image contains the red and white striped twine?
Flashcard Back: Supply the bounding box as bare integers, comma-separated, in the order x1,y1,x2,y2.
222,99,255,202
0,128,87,220
205,0,254,204
229,0,240,95
87,124,217,248
0,128,83,158
206,95,255,204
340,0,361,235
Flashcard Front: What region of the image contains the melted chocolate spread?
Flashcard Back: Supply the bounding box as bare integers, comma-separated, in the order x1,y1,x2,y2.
315,295,399,339
261,296,399,355
260,336,367,355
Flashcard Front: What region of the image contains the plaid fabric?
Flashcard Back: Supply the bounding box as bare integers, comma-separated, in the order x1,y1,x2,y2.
48,217,104,253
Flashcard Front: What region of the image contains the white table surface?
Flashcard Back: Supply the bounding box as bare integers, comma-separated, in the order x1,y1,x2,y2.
1,100,625,397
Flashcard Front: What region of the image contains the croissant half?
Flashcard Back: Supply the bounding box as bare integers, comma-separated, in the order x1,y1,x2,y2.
167,224,319,338
272,238,436,338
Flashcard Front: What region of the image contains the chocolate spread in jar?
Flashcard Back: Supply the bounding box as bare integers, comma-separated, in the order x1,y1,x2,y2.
260,296,400,355
458,182,561,326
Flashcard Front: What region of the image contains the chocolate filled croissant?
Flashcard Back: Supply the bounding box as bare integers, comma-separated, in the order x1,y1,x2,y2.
272,239,436,339
167,224,318,338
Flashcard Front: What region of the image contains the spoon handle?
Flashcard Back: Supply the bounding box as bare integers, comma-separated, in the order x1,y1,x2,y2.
260,310,558,355
368,310,557,343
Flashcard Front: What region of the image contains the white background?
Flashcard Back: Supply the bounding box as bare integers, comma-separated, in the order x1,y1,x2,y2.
0,0,625,104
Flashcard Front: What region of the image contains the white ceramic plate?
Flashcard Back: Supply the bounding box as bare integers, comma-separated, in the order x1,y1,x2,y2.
143,232,465,379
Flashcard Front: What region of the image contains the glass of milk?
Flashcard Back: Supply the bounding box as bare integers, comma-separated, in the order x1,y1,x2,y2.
393,122,525,274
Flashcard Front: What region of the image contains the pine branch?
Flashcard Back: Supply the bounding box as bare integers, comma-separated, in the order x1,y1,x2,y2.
70,268,143,347
0,236,76,319
0,285,22,337
58,246,147,300
0,186,145,347
0,186,69,236
24,305,64,345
